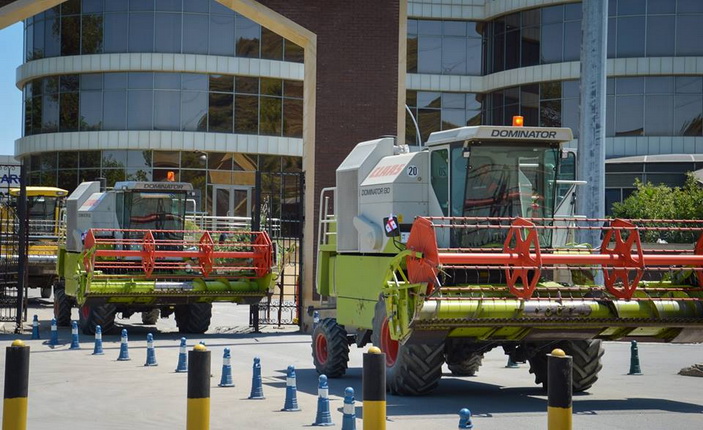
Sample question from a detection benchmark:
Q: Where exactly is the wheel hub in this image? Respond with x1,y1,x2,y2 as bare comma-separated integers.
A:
381,318,399,366
315,333,328,364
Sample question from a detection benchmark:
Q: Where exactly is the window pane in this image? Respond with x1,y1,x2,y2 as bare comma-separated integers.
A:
236,15,259,58
441,108,466,129
235,76,258,94
261,28,283,60
209,14,234,56
103,90,126,129
678,0,703,14
563,21,580,61
208,93,233,132
82,0,104,14
674,95,703,135
615,95,644,136
505,30,520,70
154,12,181,53
129,72,153,89
44,17,60,57
616,16,645,57
618,0,646,15
209,74,233,92
129,13,154,52
260,96,281,135
467,38,482,75
104,13,128,53
105,0,127,12
646,16,675,56
283,98,302,138
541,23,563,63
645,77,674,94
184,0,208,12
407,36,418,73
284,40,303,62
644,95,673,135
676,16,703,55
234,94,258,133
130,0,154,12
418,108,441,143
154,90,180,130
102,150,127,167
183,13,208,54
104,72,127,89
418,36,441,73
261,78,282,96
540,100,561,127
156,0,180,11
80,91,102,131
154,73,180,89
521,26,540,67
182,74,207,90
181,91,207,131
42,94,59,132
127,90,153,129
617,77,644,94
418,20,441,35
647,0,675,14
127,150,151,168
153,151,179,168
58,170,78,190
59,92,79,132
81,14,104,54
81,151,101,168
675,77,702,94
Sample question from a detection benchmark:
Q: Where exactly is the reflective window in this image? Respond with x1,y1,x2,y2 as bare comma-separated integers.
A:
24,1,302,62
235,95,258,133
409,19,483,76
181,91,208,131
79,91,102,131
103,90,126,129
154,90,180,130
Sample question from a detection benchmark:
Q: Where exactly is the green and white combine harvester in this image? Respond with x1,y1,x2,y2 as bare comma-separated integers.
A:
312,123,703,395
55,181,274,335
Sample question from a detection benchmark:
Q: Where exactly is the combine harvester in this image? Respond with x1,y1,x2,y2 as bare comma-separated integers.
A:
55,181,274,334
1,186,67,299
311,120,703,395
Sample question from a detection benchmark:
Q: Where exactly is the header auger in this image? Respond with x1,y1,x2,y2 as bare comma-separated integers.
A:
311,123,703,396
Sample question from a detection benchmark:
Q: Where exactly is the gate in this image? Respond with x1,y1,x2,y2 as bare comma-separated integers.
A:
251,170,304,328
0,164,27,333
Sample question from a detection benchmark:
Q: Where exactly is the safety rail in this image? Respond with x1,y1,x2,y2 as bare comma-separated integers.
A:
406,216,703,300
318,187,336,247
185,214,282,236
82,228,273,279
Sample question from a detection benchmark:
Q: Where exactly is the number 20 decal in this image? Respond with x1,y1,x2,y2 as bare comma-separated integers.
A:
406,165,418,177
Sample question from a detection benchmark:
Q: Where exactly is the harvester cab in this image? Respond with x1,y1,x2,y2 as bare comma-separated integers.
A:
7,186,68,299
55,180,275,335
313,123,703,396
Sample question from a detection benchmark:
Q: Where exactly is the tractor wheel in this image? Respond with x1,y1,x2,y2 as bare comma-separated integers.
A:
53,284,73,327
175,303,212,334
311,318,350,378
371,298,444,395
528,340,605,392
78,302,117,335
141,309,160,325
40,286,52,299
448,353,484,377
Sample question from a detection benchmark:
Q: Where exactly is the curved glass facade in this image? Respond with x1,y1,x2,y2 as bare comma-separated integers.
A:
27,149,301,213
484,76,703,138
22,72,303,137
405,90,483,144
409,0,703,76
23,0,304,62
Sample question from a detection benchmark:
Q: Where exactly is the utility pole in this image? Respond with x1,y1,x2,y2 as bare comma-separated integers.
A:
577,0,608,257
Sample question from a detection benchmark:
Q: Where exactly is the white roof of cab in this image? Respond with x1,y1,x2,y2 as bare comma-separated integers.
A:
425,125,574,147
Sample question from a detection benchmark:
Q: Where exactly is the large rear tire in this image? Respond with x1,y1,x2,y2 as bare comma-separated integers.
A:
78,302,117,335
311,318,350,377
175,303,212,334
141,309,160,325
53,284,73,327
371,299,444,395
528,340,605,392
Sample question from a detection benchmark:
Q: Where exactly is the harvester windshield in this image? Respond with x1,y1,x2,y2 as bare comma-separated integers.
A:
123,191,187,231
452,143,559,247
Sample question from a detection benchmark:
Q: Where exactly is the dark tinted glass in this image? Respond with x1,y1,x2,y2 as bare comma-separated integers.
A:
103,90,126,129
209,14,234,55
208,93,233,132
129,13,154,51
646,16,675,56
283,98,303,138
676,16,703,55
541,23,563,63
644,95,674,135
183,13,208,54
236,14,259,57
103,13,128,53
62,16,82,56
154,12,181,53
235,94,258,133
82,14,104,54
127,90,154,129
261,28,283,60
615,95,644,136
616,16,645,57
154,90,180,129
80,91,102,131
181,91,208,131
418,36,441,73
260,96,282,135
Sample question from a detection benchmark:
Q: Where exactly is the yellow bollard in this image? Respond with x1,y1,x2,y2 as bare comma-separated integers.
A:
3,340,30,430
363,346,386,430
187,343,211,430
547,348,572,430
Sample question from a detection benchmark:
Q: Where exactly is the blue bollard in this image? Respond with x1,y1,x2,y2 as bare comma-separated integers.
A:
313,310,320,329
31,315,40,340
69,321,80,349
341,387,356,430
458,408,473,429
49,318,59,347
144,333,157,366
218,347,234,387
175,337,188,372
281,365,301,411
92,325,104,355
313,374,333,426
117,329,130,361
248,357,265,399
628,340,642,375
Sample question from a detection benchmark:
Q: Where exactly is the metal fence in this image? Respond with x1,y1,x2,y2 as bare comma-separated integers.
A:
0,164,27,332
252,171,304,329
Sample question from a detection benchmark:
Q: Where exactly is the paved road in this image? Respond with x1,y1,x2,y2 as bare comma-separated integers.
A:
1,293,702,429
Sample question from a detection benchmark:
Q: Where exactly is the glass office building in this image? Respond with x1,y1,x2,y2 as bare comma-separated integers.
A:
18,0,304,215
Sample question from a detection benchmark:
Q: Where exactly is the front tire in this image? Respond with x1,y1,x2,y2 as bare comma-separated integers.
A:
40,286,52,299
371,298,444,395
448,353,484,377
175,303,212,334
312,318,350,377
78,302,117,335
53,284,73,327
528,340,605,392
